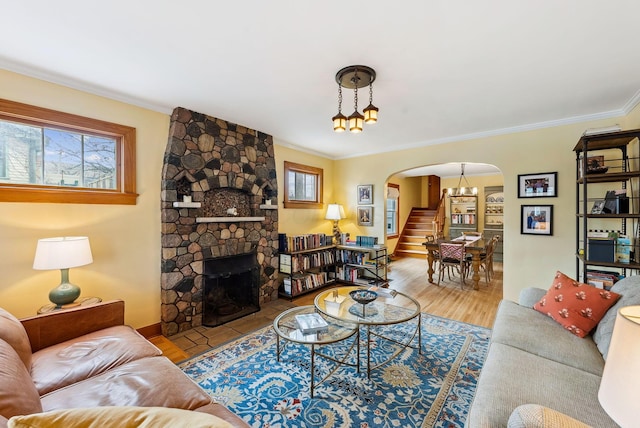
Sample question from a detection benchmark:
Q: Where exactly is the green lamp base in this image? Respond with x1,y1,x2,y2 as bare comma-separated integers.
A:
49,268,81,307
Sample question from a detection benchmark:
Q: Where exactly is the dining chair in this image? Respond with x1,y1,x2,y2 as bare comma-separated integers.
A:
437,241,467,289
425,235,440,271
486,235,500,280
466,234,498,285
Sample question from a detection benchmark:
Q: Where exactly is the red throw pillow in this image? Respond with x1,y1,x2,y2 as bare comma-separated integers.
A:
533,271,621,337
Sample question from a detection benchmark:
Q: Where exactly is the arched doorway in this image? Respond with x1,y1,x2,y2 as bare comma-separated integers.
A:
384,162,504,259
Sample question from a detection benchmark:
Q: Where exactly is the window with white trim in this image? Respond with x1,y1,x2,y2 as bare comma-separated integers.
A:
386,183,399,237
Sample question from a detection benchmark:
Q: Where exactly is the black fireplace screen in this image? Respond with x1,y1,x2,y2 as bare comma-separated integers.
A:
203,252,260,327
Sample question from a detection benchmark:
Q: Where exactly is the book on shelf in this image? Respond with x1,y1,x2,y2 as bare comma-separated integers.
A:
587,230,619,239
583,125,621,136
289,250,335,272
278,233,288,253
616,236,632,264
279,254,292,274
281,233,331,252
283,277,292,294
356,236,378,247
586,270,621,290
288,272,329,294
295,313,329,335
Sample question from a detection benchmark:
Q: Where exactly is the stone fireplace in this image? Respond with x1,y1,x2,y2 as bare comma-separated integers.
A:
160,107,279,337
203,252,260,327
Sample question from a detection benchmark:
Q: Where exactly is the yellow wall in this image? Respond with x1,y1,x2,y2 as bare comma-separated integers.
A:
0,69,168,325
0,70,335,326
334,119,637,303
385,176,423,253
273,143,336,236
2,67,640,325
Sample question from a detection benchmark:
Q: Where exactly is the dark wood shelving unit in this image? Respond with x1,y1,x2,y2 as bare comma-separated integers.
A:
574,128,640,283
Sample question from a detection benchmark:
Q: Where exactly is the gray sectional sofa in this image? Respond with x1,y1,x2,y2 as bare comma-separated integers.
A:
467,275,640,427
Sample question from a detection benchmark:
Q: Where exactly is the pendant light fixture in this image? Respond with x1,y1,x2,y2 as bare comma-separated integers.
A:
363,80,379,123
331,83,347,132
332,65,378,133
448,163,478,196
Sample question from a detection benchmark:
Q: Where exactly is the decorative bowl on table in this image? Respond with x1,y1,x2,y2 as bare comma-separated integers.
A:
348,289,378,318
349,289,377,305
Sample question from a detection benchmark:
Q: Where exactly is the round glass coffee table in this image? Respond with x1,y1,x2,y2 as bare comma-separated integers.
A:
273,305,358,398
314,286,421,377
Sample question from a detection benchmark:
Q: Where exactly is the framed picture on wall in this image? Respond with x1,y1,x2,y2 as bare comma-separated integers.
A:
521,205,553,236
357,206,373,226
517,172,557,198
357,184,373,205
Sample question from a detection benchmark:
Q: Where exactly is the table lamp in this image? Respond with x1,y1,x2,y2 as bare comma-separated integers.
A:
598,305,640,427
325,203,345,244
33,236,93,307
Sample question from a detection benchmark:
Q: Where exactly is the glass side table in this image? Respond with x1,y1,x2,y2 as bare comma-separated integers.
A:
315,286,422,377
273,305,358,398
37,296,102,314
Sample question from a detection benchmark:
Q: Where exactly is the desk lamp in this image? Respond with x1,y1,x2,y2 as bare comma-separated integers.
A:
33,236,93,307
598,305,640,426
325,204,345,244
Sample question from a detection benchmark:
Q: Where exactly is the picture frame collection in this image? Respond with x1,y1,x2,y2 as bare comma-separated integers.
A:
518,172,557,236
353,171,560,233
357,184,373,226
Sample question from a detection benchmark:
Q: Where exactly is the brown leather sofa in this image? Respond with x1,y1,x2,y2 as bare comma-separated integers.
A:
0,300,248,427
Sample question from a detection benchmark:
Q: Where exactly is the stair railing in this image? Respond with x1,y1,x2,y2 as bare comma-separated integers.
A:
432,189,447,239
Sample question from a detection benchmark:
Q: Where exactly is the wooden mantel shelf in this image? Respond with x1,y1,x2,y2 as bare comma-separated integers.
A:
196,217,266,223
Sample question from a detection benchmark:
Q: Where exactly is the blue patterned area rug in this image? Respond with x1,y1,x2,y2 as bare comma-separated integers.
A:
180,313,490,428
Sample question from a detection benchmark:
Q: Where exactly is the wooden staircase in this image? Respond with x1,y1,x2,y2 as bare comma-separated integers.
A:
393,207,438,258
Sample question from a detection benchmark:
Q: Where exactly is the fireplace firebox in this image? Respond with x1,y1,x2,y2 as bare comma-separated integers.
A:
203,252,261,327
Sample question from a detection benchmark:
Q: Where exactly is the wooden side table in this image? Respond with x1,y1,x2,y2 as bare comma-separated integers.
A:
37,297,102,314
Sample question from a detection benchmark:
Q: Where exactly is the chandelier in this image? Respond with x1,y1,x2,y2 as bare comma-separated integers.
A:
447,163,478,196
332,65,378,133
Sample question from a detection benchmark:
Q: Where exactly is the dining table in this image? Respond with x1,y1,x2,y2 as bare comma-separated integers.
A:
422,236,487,290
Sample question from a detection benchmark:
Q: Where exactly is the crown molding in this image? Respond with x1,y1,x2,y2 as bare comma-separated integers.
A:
622,89,640,115
336,106,633,160
0,58,173,115
4,57,639,162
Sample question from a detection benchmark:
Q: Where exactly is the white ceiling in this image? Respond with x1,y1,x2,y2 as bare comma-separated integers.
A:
398,162,501,178
1,1,640,163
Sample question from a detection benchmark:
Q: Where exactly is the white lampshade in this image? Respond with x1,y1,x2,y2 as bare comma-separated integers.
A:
325,204,345,221
33,237,93,270
598,305,640,426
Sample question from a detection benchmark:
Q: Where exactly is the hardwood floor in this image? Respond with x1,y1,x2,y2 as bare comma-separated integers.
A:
153,256,503,363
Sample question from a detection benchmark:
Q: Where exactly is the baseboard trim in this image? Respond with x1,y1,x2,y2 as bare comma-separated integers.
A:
137,322,161,338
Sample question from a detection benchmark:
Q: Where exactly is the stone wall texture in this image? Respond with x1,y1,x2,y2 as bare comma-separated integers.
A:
160,107,278,337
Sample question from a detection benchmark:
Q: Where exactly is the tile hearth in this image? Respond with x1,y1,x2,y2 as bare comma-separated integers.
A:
170,299,296,359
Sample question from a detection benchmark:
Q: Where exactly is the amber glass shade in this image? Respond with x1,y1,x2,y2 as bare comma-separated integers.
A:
332,113,347,132
348,111,364,133
363,103,378,123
